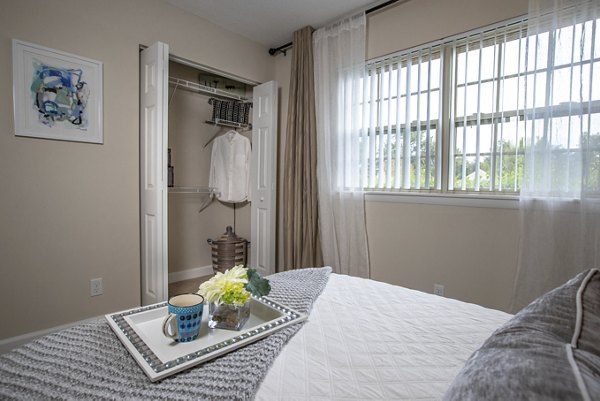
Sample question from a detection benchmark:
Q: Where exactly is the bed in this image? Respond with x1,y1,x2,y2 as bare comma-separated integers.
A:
1,267,598,400
256,272,510,400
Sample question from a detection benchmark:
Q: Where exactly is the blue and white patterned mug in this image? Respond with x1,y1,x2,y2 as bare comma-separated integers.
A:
162,293,204,343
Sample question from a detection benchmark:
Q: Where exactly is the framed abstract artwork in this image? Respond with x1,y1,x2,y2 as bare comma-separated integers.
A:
12,39,103,144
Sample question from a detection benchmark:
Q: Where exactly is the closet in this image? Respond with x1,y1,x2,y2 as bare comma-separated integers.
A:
140,42,277,306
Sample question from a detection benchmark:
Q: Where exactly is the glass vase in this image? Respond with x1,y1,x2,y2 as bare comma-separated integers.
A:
208,300,250,330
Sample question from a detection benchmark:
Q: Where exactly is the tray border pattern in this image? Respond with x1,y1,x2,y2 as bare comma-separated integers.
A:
108,296,303,375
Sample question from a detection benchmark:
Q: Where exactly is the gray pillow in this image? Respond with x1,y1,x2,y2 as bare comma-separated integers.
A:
443,269,600,401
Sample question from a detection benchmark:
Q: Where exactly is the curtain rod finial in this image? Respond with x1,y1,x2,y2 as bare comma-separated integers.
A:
268,47,288,56
268,41,293,56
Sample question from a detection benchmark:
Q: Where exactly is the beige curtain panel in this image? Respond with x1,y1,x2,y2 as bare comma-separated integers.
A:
283,26,324,270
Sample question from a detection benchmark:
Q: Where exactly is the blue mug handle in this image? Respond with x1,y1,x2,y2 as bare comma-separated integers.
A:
162,314,178,339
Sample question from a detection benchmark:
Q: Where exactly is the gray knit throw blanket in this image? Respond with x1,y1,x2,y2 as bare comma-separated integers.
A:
0,267,331,400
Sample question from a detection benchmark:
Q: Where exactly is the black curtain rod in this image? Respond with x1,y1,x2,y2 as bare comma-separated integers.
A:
268,42,292,56
366,0,401,14
268,0,401,56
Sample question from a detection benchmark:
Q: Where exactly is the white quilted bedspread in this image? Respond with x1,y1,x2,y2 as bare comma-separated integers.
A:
255,273,512,401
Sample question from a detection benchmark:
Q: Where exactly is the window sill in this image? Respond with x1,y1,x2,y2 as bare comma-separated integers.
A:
365,191,519,209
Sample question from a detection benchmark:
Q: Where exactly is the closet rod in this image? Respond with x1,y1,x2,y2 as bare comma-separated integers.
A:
203,124,252,149
168,186,218,194
267,0,405,56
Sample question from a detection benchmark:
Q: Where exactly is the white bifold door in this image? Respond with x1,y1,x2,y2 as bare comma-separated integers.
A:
250,81,277,278
140,42,169,306
140,42,277,306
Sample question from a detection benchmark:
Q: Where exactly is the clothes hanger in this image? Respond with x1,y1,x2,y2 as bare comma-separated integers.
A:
203,127,230,149
168,81,180,106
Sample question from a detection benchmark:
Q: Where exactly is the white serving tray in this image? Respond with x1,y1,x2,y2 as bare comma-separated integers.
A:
105,296,306,381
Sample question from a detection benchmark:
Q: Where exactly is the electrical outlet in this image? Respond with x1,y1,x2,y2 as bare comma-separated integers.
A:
433,283,445,297
90,278,103,297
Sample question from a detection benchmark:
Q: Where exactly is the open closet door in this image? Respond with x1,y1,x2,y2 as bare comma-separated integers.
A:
140,42,169,306
251,81,278,277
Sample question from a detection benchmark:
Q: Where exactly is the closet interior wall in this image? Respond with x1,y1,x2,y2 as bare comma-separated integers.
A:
167,61,252,279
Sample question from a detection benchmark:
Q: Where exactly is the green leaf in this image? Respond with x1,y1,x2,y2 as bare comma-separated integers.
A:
245,267,271,297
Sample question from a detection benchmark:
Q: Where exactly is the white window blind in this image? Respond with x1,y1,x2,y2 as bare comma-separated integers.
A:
362,48,442,191
362,16,600,195
450,22,529,193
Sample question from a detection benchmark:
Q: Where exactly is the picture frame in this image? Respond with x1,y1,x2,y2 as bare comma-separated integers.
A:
12,39,103,144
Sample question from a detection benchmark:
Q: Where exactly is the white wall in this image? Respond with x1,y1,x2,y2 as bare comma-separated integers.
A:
0,0,273,340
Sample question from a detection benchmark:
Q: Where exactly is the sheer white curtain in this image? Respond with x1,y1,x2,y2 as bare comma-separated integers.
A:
512,0,600,311
313,13,370,277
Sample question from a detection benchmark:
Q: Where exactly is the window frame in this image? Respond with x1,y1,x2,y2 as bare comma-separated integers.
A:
365,16,531,202
366,14,600,202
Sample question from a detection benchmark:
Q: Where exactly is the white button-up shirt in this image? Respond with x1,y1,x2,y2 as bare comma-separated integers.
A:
209,130,251,203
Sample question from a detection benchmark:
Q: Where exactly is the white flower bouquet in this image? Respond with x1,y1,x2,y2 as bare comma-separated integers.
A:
197,265,270,330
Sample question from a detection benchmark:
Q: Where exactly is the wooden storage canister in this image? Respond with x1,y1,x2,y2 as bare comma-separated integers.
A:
207,226,248,274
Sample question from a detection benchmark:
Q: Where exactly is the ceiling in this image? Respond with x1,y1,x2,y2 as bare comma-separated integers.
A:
165,0,388,49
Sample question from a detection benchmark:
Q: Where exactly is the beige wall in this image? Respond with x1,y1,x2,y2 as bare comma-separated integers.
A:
0,0,528,341
0,0,273,340
367,200,520,311
368,0,527,59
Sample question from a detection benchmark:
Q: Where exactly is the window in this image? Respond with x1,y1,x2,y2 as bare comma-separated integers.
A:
362,47,442,191
362,16,600,195
451,25,528,193
520,16,600,197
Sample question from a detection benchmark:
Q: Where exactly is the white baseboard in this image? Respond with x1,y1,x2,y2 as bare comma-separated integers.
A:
0,314,106,355
168,265,213,283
